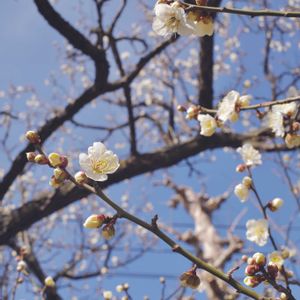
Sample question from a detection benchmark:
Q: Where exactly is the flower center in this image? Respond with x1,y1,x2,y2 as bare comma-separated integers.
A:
92,159,108,174
166,16,179,30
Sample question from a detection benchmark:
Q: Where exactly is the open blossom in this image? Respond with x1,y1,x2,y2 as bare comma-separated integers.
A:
237,144,262,167
217,90,239,123
266,102,297,136
152,3,194,37
217,90,252,123
197,114,217,136
273,102,297,117
246,219,269,247
79,142,119,181
267,111,284,137
269,251,284,269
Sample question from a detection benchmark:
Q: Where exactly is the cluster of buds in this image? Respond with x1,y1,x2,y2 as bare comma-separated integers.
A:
234,176,252,202
243,252,280,288
179,266,200,289
83,214,116,240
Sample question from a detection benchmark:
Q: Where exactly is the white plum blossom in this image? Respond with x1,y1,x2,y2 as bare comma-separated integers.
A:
197,114,217,136
234,183,249,202
152,3,194,37
217,90,252,123
246,219,269,247
273,102,297,116
269,251,284,269
267,111,284,137
237,144,262,167
217,90,239,123
266,102,297,136
79,142,119,181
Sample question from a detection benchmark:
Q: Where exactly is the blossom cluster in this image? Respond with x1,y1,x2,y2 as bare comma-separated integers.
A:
152,0,214,38
243,250,292,298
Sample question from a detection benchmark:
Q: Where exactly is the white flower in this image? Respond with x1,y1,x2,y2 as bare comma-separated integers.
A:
79,142,119,181
234,183,249,202
152,3,193,37
187,13,214,36
103,290,113,299
269,251,284,269
267,111,284,137
217,90,240,123
246,219,269,247
197,114,217,136
273,102,297,117
237,144,262,167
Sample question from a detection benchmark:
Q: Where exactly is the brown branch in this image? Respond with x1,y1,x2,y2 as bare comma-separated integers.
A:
183,2,300,18
0,130,286,245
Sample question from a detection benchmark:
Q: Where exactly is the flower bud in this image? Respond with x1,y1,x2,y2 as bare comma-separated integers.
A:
285,133,300,149
179,270,200,289
245,264,260,276
234,183,249,202
241,255,248,263
102,224,115,240
186,105,199,120
25,131,41,144
116,285,124,293
267,262,279,278
48,153,68,168
44,276,55,288
281,248,290,259
242,176,252,188
252,252,266,267
236,164,247,173
280,293,288,300
292,122,300,132
49,176,63,188
177,105,186,112
247,257,255,265
53,168,68,181
229,112,239,122
74,171,88,185
83,214,106,229
34,154,49,165
103,290,113,300
16,260,29,275
268,197,284,212
243,276,261,288
26,152,36,162
238,95,252,108
160,277,166,284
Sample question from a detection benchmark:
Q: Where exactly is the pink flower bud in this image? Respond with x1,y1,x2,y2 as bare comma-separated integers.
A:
26,152,36,162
